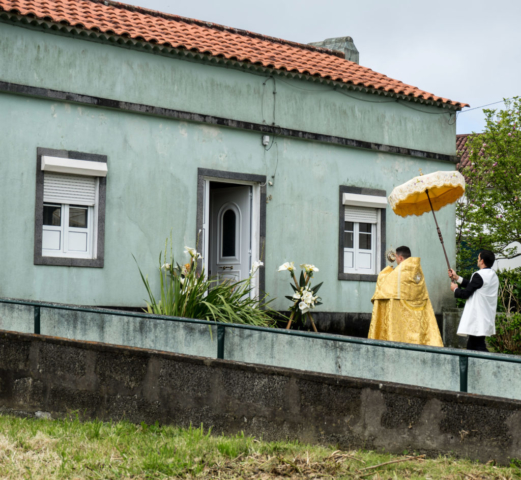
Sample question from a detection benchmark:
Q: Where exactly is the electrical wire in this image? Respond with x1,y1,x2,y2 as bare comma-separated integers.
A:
397,100,455,115
335,87,396,104
458,99,510,114
262,76,277,126
276,76,333,94
276,75,457,118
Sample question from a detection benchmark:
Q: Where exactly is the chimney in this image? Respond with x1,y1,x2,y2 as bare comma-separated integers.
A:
308,36,360,64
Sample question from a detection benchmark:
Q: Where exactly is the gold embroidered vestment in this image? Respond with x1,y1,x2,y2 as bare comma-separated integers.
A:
368,257,443,347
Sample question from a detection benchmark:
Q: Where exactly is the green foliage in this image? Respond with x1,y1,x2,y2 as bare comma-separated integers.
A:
456,97,521,262
496,268,521,313
135,237,278,328
486,268,521,354
487,313,521,355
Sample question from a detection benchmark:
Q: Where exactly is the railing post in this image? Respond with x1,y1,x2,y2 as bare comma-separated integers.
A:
217,325,225,359
34,305,41,335
459,355,468,392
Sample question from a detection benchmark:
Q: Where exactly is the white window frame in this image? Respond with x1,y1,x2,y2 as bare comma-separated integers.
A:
217,202,242,264
339,189,387,280
343,209,380,275
42,201,96,259
35,149,108,268
40,156,104,261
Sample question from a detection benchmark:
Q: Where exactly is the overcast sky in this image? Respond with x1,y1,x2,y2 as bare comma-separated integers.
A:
126,0,520,135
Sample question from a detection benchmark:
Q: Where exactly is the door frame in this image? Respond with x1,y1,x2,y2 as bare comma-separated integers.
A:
197,168,267,298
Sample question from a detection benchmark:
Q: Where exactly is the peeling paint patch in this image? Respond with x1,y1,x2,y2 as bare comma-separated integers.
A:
198,125,220,139
178,122,188,138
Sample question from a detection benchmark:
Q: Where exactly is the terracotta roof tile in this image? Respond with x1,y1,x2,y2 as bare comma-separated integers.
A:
0,0,468,108
456,134,471,170
457,133,483,179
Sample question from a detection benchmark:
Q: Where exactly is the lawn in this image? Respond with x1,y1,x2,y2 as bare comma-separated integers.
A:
0,414,518,479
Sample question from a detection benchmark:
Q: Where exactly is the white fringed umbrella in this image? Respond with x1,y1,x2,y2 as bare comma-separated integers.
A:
389,171,466,270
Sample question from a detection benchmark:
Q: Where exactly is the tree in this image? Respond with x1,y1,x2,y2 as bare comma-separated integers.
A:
456,97,521,273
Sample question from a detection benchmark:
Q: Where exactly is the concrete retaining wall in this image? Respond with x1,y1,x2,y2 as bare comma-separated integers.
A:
0,330,520,465
1,301,521,402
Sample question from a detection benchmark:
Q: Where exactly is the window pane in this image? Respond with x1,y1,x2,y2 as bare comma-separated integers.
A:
359,233,372,250
43,205,61,226
42,230,61,250
222,209,236,257
344,232,354,248
68,231,88,252
359,223,372,233
69,207,88,228
344,221,354,232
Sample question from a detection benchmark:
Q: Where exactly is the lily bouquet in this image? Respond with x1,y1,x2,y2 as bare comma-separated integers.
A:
278,262,323,332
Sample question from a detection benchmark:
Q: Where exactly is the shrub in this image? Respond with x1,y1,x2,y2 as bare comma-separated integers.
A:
487,268,521,354
487,313,521,355
496,268,521,313
135,238,278,328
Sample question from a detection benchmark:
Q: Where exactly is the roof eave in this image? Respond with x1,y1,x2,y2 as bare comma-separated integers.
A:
0,10,467,111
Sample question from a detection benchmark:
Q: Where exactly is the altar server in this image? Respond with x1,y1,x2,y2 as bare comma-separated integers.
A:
449,250,499,352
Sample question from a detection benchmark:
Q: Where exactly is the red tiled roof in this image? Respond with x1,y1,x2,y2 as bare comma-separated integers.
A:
457,133,485,177
0,0,468,108
456,134,471,169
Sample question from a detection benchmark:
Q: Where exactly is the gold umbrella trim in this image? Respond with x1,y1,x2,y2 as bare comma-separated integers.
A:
389,171,465,218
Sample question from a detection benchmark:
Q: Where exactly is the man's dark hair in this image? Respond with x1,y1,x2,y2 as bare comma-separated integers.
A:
396,246,411,259
479,250,495,268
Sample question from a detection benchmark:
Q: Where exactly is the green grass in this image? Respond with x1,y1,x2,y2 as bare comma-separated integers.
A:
0,414,519,479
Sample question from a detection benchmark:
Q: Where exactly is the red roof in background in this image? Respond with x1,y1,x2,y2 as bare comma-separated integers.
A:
457,133,484,176
456,134,471,170
0,0,468,108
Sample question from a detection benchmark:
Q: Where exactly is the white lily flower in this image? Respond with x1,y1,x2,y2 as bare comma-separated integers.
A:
179,277,185,285
184,246,202,259
299,301,310,313
161,263,171,270
302,291,314,304
278,262,295,272
292,292,301,300
250,260,264,274
300,264,319,273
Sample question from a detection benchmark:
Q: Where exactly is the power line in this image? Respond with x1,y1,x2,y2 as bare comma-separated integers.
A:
459,99,510,114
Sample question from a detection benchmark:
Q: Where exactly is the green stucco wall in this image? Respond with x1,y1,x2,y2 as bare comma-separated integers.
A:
0,21,457,313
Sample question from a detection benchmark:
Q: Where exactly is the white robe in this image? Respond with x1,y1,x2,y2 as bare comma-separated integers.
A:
457,268,499,337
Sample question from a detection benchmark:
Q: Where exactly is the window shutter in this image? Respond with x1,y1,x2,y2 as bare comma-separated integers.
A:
345,206,377,224
44,173,97,206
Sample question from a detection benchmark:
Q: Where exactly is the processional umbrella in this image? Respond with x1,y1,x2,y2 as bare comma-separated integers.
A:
388,171,466,271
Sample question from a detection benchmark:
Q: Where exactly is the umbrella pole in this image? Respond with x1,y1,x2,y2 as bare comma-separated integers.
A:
425,189,451,271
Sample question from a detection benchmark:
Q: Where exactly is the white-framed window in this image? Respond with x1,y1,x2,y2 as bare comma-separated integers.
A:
35,150,108,267
42,173,99,259
343,206,379,274
339,188,387,280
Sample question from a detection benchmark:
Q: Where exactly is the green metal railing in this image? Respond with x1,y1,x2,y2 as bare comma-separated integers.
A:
1,297,520,394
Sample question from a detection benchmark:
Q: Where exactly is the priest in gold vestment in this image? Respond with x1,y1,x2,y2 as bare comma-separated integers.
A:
368,246,443,347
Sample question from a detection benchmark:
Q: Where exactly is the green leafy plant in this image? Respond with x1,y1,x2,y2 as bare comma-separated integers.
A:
487,313,521,355
487,268,521,354
496,268,521,313
135,238,278,328
278,262,323,331
456,97,521,263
